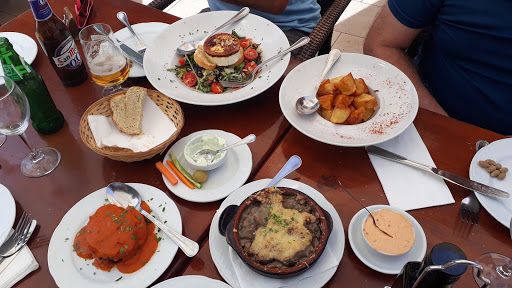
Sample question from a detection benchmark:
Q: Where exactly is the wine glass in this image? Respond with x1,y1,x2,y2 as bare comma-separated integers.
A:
79,23,131,96
0,76,61,177
0,135,5,147
474,253,512,287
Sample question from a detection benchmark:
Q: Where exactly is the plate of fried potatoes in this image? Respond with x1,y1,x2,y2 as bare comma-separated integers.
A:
279,53,419,147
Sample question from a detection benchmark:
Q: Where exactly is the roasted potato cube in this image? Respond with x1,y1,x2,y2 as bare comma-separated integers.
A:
347,107,365,125
354,78,370,96
320,109,334,121
349,105,356,113
334,73,357,95
352,93,378,109
330,75,344,86
317,79,336,96
363,108,374,121
318,94,334,110
333,94,354,107
330,105,351,124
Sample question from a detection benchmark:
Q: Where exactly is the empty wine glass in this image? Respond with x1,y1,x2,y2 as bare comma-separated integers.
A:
474,253,512,287
0,76,61,177
79,23,131,96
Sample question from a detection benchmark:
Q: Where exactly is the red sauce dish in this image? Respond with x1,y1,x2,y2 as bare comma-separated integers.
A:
219,187,333,278
73,202,159,273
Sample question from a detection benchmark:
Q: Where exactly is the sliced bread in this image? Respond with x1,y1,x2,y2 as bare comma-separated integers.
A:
110,87,146,135
194,45,217,70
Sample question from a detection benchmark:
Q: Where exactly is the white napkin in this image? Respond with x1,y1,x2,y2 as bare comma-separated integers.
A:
88,96,176,152
230,246,338,288
368,124,455,211
0,233,39,288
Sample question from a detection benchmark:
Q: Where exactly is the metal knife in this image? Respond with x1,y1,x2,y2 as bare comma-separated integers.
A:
0,220,37,274
366,145,510,198
117,40,144,65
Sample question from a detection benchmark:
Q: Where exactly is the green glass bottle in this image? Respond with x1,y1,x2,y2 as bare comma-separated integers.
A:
0,37,64,134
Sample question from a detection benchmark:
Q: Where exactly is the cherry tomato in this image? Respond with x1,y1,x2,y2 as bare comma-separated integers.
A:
183,72,197,87
243,61,258,74
211,82,224,94
244,48,258,61
178,58,186,65
240,39,252,49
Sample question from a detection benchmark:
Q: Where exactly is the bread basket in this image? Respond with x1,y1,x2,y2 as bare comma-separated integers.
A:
79,89,184,162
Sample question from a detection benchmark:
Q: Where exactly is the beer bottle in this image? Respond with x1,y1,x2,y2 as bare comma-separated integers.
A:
0,37,65,134
28,0,88,87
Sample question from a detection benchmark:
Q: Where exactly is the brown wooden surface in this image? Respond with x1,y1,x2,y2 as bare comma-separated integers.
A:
0,0,292,287
181,108,511,287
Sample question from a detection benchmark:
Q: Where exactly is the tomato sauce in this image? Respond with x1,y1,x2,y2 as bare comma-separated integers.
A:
73,202,158,273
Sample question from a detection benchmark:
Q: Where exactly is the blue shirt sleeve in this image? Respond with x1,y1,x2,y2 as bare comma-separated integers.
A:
388,0,444,29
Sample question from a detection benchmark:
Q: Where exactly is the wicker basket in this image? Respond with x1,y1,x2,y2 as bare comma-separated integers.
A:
79,89,185,162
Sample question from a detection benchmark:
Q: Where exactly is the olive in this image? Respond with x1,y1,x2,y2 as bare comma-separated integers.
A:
193,170,208,183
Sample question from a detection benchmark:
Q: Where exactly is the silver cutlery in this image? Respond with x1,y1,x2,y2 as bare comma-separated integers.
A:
176,7,250,55
117,11,147,55
265,155,302,188
366,145,510,198
0,219,36,273
219,36,310,88
460,140,488,223
296,49,342,114
93,24,144,65
194,134,256,163
0,212,31,257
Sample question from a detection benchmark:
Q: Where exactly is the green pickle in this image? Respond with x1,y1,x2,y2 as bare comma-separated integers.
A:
0,37,64,134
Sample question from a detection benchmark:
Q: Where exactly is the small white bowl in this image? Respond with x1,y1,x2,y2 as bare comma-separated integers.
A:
183,134,228,171
361,208,415,257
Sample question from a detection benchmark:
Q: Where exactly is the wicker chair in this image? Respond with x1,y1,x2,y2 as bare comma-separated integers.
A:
147,0,352,61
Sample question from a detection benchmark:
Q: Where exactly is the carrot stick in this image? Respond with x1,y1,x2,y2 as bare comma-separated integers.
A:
155,162,178,185
166,160,195,189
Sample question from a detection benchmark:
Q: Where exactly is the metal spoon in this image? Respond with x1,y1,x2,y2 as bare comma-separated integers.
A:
194,134,256,163
176,7,250,55
338,180,394,238
295,49,342,114
106,183,199,257
116,11,147,55
265,155,302,188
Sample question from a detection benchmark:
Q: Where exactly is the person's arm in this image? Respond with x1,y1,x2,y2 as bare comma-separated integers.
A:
363,5,447,116
219,0,289,15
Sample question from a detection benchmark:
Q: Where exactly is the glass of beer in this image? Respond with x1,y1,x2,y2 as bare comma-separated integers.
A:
79,23,131,96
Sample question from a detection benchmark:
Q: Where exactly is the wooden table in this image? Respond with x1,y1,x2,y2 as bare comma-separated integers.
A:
1,1,510,287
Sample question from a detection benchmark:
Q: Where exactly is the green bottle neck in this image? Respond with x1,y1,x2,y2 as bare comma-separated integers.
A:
0,42,33,81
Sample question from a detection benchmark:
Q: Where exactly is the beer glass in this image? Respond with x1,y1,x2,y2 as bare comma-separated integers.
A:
0,76,61,177
79,23,130,96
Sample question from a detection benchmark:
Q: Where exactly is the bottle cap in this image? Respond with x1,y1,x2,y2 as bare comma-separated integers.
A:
422,242,467,285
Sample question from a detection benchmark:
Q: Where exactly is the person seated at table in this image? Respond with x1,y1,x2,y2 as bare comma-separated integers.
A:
363,0,512,135
207,0,321,57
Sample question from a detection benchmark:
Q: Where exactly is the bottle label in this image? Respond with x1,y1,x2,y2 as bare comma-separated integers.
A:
52,36,83,68
28,0,53,21
2,64,22,81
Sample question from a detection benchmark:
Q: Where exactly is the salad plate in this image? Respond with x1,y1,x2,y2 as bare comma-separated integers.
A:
114,22,171,78
48,183,181,288
0,183,15,245
279,53,419,147
144,11,290,106
210,179,344,288
161,130,252,203
469,138,512,227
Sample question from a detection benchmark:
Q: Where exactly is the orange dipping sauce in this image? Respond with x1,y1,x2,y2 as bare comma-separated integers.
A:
73,202,159,273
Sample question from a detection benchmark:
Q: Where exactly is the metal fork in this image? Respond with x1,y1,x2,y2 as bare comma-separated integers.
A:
117,11,147,55
0,212,31,257
219,36,310,88
460,140,488,224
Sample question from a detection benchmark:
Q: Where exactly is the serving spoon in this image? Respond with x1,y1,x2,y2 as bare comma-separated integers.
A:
295,49,341,114
176,7,250,55
106,182,199,257
194,134,256,163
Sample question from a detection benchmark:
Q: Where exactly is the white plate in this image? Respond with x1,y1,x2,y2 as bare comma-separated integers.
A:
348,205,427,275
209,179,345,288
48,183,182,288
279,53,419,147
162,130,252,203
470,138,512,227
0,32,38,77
114,22,171,78
0,184,15,245
144,11,290,106
151,275,231,288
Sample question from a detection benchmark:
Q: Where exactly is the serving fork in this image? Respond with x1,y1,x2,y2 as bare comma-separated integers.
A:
219,36,310,88
0,212,32,258
117,11,147,55
460,140,488,224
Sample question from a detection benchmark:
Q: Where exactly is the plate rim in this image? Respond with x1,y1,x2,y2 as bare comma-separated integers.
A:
0,183,16,245
151,275,232,288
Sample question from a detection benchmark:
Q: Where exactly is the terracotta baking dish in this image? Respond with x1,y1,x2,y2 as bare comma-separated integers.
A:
219,187,333,278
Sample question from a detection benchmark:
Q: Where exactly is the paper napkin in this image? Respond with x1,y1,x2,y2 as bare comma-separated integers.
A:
230,246,338,288
88,96,176,152
0,237,39,288
368,124,455,211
